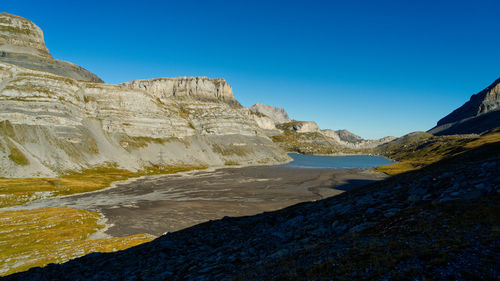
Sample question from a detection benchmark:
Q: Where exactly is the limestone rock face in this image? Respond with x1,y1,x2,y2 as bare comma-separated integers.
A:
252,114,277,131
122,77,239,106
0,13,103,82
292,121,320,133
335,129,363,143
249,103,291,124
0,13,49,58
429,78,500,135
0,62,289,178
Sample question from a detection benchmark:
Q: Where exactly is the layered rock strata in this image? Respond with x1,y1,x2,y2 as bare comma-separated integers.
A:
0,62,289,177
0,13,103,82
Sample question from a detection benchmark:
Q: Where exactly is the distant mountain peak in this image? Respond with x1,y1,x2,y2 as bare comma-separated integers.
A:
437,77,500,126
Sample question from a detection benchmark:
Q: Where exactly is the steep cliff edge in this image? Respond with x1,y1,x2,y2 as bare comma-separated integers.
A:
122,77,240,106
0,13,103,82
429,77,500,135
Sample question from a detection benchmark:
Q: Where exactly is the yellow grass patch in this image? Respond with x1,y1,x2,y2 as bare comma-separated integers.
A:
375,130,500,175
0,207,154,276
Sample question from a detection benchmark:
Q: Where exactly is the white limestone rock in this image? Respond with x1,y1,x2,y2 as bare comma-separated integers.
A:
122,77,238,105
0,13,103,82
249,103,291,124
0,12,49,58
292,121,320,133
0,62,289,178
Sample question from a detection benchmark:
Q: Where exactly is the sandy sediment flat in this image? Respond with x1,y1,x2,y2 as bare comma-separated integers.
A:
4,166,388,237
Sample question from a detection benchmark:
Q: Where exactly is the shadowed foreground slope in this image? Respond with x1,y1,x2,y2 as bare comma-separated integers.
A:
4,142,500,280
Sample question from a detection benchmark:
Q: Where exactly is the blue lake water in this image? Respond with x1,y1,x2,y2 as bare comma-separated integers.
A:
282,153,394,169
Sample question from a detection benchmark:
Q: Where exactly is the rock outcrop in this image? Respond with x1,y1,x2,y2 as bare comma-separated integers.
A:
272,121,394,154
286,121,320,133
429,77,500,135
0,13,48,58
122,77,239,106
249,103,291,124
0,13,103,82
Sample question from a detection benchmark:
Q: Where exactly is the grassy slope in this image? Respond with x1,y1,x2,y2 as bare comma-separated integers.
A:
374,129,500,175
0,207,154,276
271,122,358,155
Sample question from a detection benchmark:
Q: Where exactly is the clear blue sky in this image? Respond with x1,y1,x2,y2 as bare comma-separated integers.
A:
4,0,500,138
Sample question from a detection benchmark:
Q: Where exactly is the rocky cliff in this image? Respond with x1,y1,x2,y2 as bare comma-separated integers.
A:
429,77,500,135
0,13,103,82
249,103,291,124
122,77,239,106
0,61,289,177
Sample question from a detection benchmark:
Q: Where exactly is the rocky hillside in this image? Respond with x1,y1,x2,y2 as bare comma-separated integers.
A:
0,14,290,178
0,62,289,178
6,130,499,280
429,77,500,135
322,129,395,150
270,121,394,154
0,13,102,82
247,103,395,153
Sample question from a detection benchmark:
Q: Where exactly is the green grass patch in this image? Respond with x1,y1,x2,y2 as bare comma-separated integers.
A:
0,207,154,276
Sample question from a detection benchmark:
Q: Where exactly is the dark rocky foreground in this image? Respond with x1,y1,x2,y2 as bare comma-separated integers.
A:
4,143,499,281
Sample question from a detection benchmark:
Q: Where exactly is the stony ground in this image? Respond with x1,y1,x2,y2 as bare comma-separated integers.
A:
4,141,499,280
5,166,385,237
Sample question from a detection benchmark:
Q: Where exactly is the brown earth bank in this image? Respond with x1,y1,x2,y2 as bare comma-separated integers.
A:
4,141,499,280
3,166,387,237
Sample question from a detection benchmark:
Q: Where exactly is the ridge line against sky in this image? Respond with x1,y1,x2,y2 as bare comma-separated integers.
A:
3,0,500,139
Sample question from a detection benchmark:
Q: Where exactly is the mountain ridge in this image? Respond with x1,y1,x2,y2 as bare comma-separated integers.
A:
429,77,500,135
